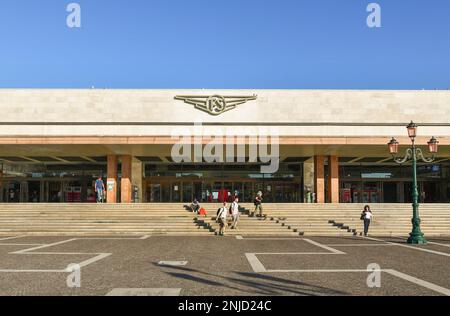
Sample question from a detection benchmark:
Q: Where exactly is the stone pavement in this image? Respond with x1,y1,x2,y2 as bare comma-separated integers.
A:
0,235,449,296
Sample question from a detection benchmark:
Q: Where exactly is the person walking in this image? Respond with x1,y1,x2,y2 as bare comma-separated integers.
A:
361,205,373,236
217,202,228,236
94,177,105,203
230,197,240,229
251,191,263,218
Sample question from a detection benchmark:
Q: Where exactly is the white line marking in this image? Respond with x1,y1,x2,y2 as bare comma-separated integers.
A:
20,252,101,255
0,236,26,241
245,253,267,273
0,243,44,246
244,254,450,296
11,239,77,254
0,269,65,273
266,269,371,273
158,261,188,267
304,239,346,254
253,252,341,255
323,244,396,247
106,288,182,296
76,253,112,269
0,235,149,274
361,236,450,257
384,269,450,296
82,235,151,240
236,237,301,240
428,242,450,248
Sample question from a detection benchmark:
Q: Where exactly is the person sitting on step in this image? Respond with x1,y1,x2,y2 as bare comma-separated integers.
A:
190,198,200,213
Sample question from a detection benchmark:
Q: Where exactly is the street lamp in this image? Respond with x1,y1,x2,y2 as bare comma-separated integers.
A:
387,121,439,244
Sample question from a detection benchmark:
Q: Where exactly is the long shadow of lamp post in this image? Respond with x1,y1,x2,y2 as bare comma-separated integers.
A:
387,121,439,244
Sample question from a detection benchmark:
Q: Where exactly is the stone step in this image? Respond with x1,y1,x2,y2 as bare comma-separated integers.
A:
0,232,214,236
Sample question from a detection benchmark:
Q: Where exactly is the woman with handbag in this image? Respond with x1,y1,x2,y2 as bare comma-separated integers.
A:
361,205,373,236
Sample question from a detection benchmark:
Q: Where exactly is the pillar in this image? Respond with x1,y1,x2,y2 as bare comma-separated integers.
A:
121,155,132,203
327,155,340,203
107,155,118,203
303,158,315,203
314,155,325,203
132,158,143,203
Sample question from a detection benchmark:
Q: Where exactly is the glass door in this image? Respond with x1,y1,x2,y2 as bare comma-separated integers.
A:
193,182,202,201
243,182,253,202
264,182,274,202
383,182,397,203
223,182,233,202
148,183,161,202
161,182,170,202
171,182,181,202
28,181,41,203
233,182,243,201
202,182,212,202
182,182,193,202
213,182,222,202
8,182,21,203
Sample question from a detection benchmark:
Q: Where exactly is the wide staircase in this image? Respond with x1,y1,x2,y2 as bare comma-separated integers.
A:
197,204,299,236
0,203,448,237
259,203,450,237
0,203,212,236
260,204,355,236
325,204,450,237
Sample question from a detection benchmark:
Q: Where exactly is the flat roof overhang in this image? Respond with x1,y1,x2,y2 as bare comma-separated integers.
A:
0,140,449,160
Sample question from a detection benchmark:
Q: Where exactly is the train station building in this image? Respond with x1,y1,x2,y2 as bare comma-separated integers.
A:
0,89,449,204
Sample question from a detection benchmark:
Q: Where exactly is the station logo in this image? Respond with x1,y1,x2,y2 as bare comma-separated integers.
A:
175,95,257,116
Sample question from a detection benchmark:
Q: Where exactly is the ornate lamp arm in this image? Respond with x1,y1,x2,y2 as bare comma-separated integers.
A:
416,148,435,163
393,148,413,164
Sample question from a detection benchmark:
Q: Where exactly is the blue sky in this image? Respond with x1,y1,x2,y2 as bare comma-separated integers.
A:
0,0,449,89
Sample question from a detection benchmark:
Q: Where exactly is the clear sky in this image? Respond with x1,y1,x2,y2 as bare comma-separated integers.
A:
0,0,449,89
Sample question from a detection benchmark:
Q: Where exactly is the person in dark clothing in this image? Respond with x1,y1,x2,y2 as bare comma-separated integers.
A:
361,205,373,236
251,191,263,217
191,199,200,213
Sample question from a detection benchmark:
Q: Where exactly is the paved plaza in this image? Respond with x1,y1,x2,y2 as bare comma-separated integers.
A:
0,235,449,296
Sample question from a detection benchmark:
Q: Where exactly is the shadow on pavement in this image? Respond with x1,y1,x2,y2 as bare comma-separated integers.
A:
153,263,348,296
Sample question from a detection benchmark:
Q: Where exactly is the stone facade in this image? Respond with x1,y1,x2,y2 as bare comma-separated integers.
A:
0,89,449,138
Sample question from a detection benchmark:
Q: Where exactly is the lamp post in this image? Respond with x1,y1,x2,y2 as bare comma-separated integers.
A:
387,121,439,244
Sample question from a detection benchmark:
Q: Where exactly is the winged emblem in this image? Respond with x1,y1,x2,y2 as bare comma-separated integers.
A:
175,95,257,116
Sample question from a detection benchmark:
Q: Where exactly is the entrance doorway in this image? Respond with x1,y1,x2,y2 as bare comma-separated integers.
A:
28,181,41,202
145,179,302,203
383,182,397,203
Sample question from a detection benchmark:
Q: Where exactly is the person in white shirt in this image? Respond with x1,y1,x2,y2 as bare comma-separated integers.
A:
217,202,228,236
361,205,373,236
231,197,240,229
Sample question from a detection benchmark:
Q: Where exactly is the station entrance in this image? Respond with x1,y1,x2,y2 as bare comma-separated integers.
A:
1,178,100,203
144,163,304,203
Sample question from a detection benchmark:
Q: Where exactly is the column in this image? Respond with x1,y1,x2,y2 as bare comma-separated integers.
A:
327,155,340,203
132,158,143,203
303,158,315,203
107,155,118,203
121,155,132,203
314,155,325,203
